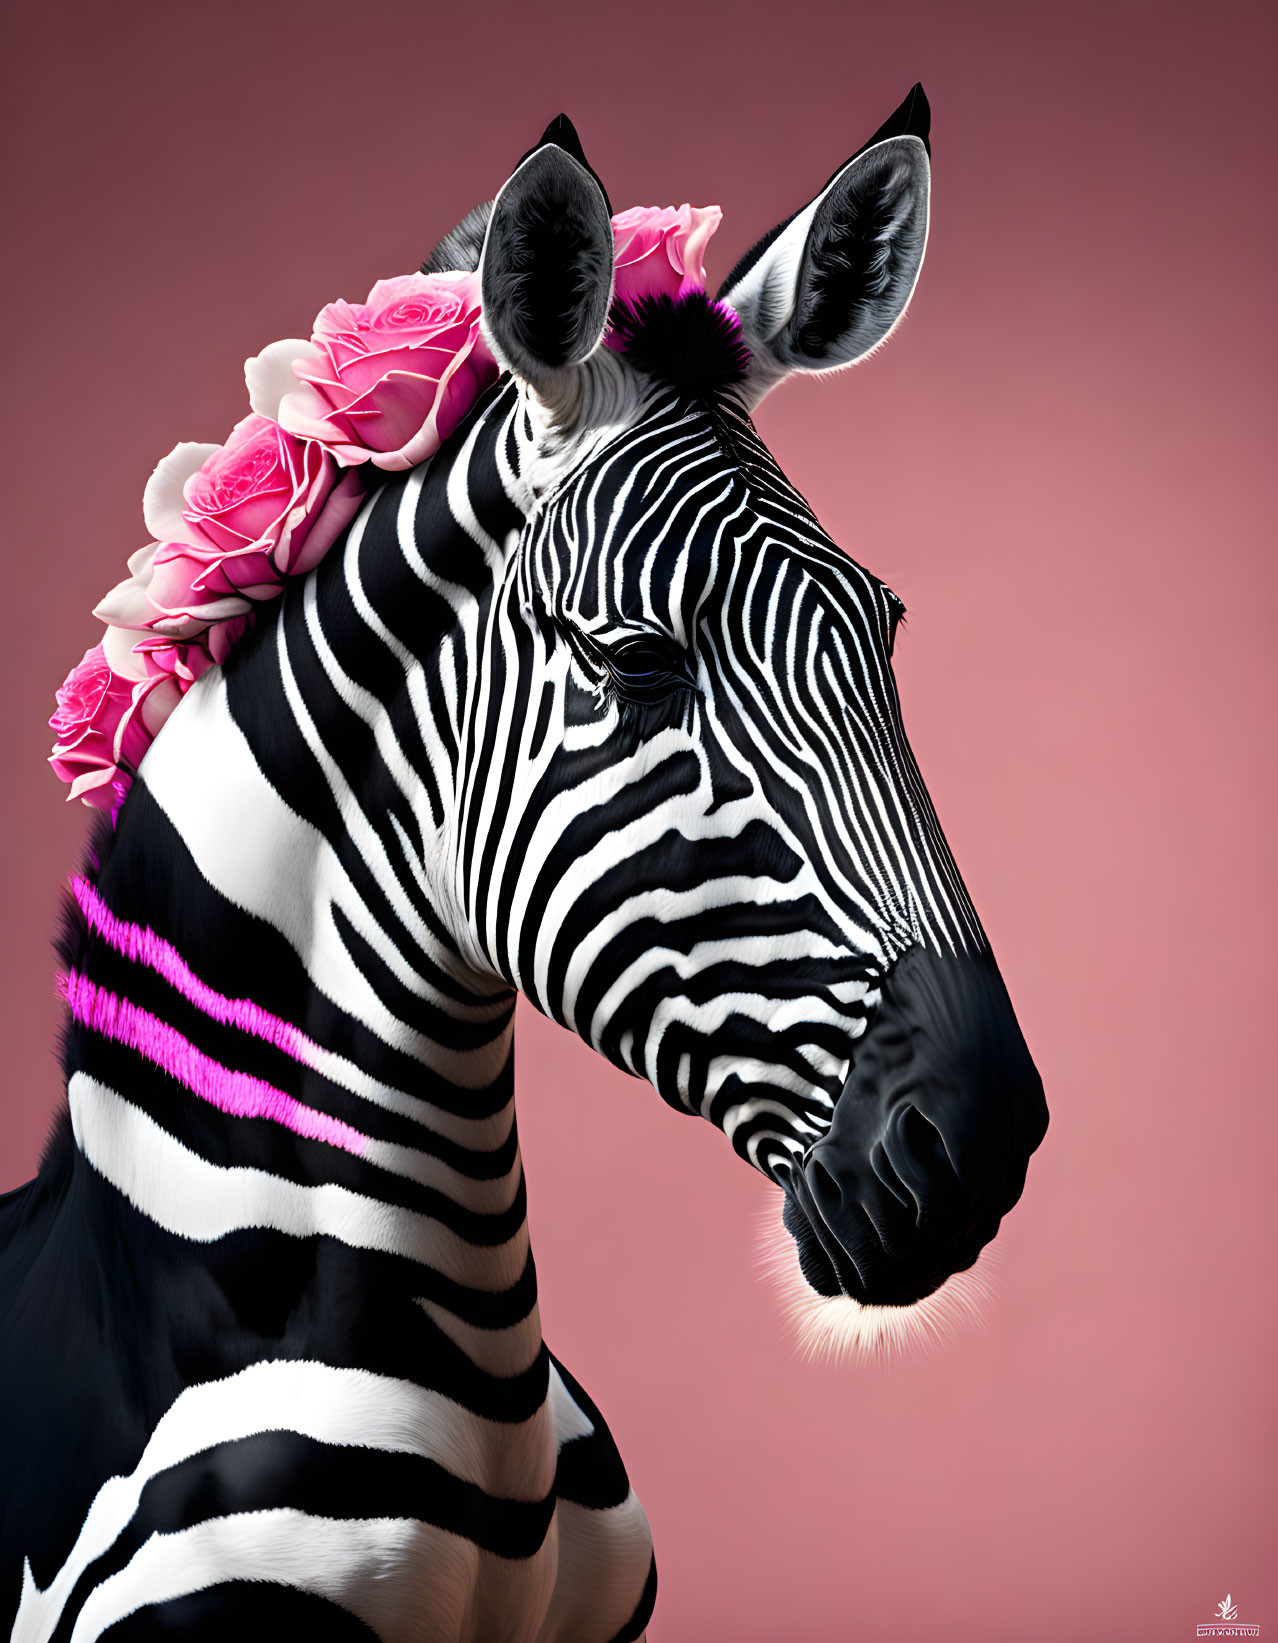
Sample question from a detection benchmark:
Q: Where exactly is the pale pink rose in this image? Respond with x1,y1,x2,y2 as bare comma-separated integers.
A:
246,271,499,472
204,613,251,666
173,414,363,573
130,613,249,687
94,418,364,637
100,623,192,755
93,541,212,640
608,205,723,324
48,639,180,808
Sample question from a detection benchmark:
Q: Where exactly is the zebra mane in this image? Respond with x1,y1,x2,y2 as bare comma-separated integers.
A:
607,292,752,400
421,202,492,275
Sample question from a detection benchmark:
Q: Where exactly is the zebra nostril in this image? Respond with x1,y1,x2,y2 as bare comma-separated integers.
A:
808,1156,843,1215
882,1104,965,1226
869,1140,915,1213
897,1104,952,1175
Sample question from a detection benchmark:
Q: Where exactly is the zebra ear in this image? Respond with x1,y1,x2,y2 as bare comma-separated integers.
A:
719,84,931,404
479,116,615,397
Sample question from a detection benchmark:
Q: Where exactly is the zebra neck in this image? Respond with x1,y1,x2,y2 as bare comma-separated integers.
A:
60,708,532,1318
61,781,531,1296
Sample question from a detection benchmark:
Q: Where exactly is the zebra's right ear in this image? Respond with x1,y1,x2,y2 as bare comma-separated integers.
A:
479,116,615,398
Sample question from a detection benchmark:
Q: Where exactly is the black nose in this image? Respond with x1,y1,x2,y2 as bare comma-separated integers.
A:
790,945,1048,1305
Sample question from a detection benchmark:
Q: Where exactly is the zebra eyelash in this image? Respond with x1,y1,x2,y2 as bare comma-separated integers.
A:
593,634,699,706
885,591,907,656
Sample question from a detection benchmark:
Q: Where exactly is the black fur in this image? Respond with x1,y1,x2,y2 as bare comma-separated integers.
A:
609,292,752,398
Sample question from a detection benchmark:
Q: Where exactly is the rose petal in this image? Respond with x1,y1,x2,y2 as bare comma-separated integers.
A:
94,562,160,630
101,625,155,681
677,204,723,294
136,675,183,740
275,380,357,451
143,442,219,543
206,614,250,665
66,766,118,805
289,468,366,572
144,612,216,640
126,541,159,579
245,338,316,421
149,593,253,625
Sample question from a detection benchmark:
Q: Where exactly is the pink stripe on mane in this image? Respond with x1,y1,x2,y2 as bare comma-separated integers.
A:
60,969,369,1156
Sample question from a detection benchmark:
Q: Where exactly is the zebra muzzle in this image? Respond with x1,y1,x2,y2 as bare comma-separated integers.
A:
784,944,1048,1307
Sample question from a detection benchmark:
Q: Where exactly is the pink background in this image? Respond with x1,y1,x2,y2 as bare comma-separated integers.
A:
2,3,1274,1639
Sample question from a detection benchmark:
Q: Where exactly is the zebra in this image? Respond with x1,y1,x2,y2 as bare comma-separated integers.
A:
0,87,1047,1641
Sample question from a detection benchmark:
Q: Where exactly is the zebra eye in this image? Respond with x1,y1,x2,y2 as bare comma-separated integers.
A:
599,635,695,704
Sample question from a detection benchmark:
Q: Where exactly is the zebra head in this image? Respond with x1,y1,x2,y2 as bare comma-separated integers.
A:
433,91,1047,1334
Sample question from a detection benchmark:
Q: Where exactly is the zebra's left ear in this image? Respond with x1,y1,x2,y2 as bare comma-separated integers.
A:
479,115,615,401
718,84,931,406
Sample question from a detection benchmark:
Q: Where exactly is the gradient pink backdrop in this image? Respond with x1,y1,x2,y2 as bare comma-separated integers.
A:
2,3,1274,1639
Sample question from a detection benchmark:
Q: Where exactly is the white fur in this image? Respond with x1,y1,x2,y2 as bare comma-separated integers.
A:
11,1357,560,1643
755,1183,1000,1365
68,1075,530,1289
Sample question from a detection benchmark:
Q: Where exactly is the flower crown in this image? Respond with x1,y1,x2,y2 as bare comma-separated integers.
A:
49,204,725,811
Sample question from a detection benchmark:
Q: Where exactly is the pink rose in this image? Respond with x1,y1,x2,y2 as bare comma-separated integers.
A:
245,271,499,472
48,636,181,808
609,205,723,319
132,614,249,685
177,414,363,573
94,416,364,637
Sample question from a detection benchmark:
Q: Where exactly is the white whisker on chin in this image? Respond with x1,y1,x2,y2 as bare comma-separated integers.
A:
754,1184,1002,1366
